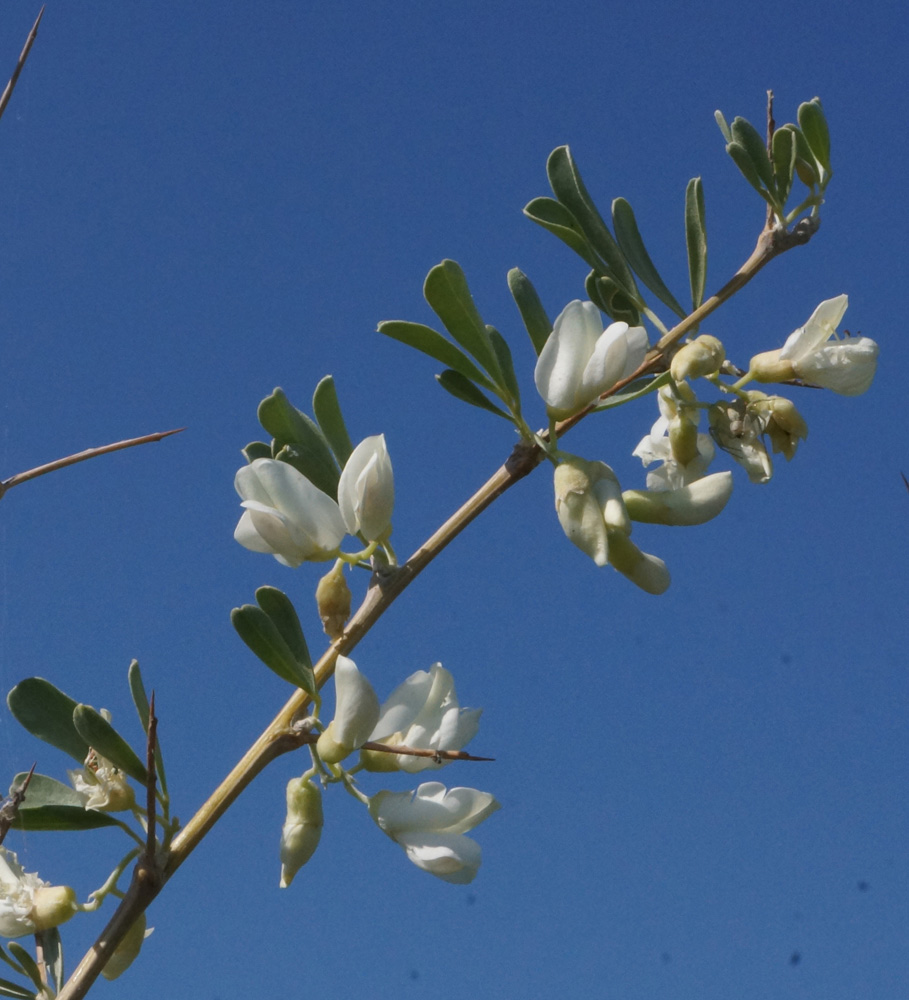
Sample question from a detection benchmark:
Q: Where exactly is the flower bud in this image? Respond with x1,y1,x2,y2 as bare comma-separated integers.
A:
30,885,78,932
338,435,395,541
623,471,734,526
279,777,324,888
315,562,352,639
668,413,700,467
670,335,725,382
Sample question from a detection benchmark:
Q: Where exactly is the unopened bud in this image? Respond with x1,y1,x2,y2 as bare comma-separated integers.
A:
316,562,351,639
30,885,78,932
668,414,700,467
279,777,324,887
670,335,725,382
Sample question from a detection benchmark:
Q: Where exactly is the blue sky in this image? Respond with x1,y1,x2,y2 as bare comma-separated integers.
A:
0,2,906,998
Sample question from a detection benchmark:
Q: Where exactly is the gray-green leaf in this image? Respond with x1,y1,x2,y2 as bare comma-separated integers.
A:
378,321,497,392
257,389,340,499
72,705,147,786
312,376,353,468
684,177,707,311
506,268,551,356
435,371,509,418
612,198,685,318
7,678,90,763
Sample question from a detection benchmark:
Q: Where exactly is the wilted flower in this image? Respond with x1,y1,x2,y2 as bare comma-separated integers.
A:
361,664,482,773
368,781,500,884
69,744,135,813
0,848,77,939
748,392,809,461
316,656,381,764
234,458,346,567
337,435,395,541
534,300,648,418
279,777,324,888
708,399,773,483
749,295,878,395
623,472,734,526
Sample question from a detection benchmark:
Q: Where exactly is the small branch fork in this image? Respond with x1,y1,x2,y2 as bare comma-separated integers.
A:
0,763,35,847
0,429,185,500
55,204,818,1000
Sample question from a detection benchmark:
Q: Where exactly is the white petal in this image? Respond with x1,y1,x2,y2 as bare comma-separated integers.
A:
779,294,849,360
623,471,733,526
534,300,603,412
793,336,878,396
331,656,381,749
395,832,483,883
338,435,395,539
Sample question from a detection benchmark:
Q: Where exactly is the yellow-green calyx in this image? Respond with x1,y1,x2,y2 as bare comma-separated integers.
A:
747,348,797,385
670,335,725,382
316,562,352,639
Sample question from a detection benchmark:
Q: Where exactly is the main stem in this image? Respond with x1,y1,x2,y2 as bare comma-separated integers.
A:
56,220,809,1000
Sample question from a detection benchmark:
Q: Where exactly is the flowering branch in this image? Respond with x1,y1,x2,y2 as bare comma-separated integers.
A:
53,219,815,999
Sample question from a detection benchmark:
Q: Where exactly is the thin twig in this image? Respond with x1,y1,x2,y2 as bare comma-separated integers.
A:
0,763,36,846
0,7,44,123
0,428,185,499
142,694,158,866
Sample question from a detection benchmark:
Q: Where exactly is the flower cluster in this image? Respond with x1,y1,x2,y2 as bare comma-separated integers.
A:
280,657,497,887
234,435,394,567
536,295,877,591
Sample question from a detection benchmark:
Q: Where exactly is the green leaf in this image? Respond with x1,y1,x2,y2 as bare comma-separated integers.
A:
523,197,601,270
0,947,25,978
423,261,501,381
0,976,34,1000
72,705,147,786
39,928,63,994
257,389,340,499
725,141,768,197
545,147,637,294
486,327,520,411
797,98,831,175
770,127,796,207
714,110,732,143
612,198,686,318
254,587,313,673
241,441,272,463
729,116,775,192
231,604,315,695
312,376,353,468
128,660,167,800
7,678,90,763
585,273,640,326
506,268,551,356
4,950,39,994
10,773,118,832
592,370,671,410
684,177,707,311
435,371,509,418
378,321,497,392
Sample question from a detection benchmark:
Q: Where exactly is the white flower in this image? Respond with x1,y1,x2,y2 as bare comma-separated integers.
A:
553,456,630,568
368,782,500,884
337,435,395,541
633,414,715,490
751,295,878,396
315,655,381,764
362,664,482,773
534,300,648,417
553,457,670,594
623,471,734,526
0,848,77,939
279,777,324,888
234,458,346,567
